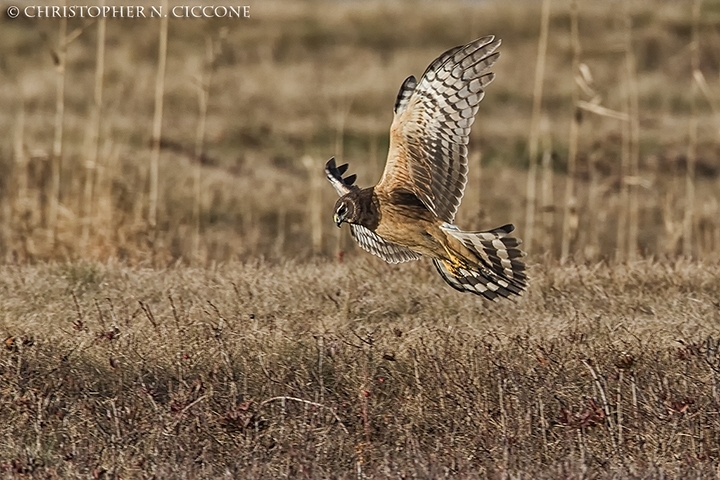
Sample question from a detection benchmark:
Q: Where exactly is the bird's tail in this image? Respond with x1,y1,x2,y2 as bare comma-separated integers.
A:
433,223,527,301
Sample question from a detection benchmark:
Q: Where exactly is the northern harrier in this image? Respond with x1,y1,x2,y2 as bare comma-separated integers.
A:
325,36,527,300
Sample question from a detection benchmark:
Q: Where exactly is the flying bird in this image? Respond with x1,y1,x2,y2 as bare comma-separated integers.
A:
325,36,527,300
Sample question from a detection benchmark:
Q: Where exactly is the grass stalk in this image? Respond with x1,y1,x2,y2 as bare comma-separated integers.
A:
5,103,27,260
538,393,548,459
81,7,106,250
625,6,641,261
96,139,118,255
524,0,551,255
585,150,600,261
48,5,68,246
560,0,580,265
582,359,617,450
149,0,169,230
690,69,720,255
497,372,509,473
617,67,631,262
617,370,623,448
539,132,554,259
683,0,702,258
260,396,348,435
192,37,213,263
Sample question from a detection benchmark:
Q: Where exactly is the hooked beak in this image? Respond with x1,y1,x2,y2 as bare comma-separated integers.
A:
333,213,343,227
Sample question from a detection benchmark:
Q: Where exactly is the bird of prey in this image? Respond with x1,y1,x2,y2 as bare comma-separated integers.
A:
325,36,527,300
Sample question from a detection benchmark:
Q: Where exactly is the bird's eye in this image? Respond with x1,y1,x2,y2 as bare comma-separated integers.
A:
338,205,348,216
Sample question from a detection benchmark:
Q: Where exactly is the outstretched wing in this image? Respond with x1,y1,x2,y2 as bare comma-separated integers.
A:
350,225,422,264
324,158,421,264
376,36,500,224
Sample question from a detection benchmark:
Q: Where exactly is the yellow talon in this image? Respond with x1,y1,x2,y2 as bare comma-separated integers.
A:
441,248,467,276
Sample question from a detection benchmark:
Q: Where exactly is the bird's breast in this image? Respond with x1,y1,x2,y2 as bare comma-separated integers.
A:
373,199,443,256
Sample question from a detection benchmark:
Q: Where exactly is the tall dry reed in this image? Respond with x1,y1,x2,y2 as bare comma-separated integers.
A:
523,0,551,255
48,5,68,246
683,0,702,258
560,0,580,264
81,7,106,249
149,0,169,230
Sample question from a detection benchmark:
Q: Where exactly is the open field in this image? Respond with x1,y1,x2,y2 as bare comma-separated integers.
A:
1,260,720,477
2,0,720,477
0,0,719,262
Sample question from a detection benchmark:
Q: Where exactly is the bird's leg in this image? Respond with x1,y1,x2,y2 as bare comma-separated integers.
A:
441,244,467,275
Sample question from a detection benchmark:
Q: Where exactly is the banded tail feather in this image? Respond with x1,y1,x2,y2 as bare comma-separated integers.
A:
435,223,527,300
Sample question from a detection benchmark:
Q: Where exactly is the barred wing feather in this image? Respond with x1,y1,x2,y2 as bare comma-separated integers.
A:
351,225,422,264
377,36,500,224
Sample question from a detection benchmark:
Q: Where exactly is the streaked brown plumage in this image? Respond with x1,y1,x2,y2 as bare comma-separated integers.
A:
325,36,527,300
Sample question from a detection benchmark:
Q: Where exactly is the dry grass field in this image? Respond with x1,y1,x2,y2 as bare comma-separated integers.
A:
1,260,720,477
2,0,720,477
0,0,719,263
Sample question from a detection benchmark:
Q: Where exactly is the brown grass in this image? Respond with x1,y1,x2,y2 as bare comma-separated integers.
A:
2,2,720,476
1,0,719,263
0,259,719,477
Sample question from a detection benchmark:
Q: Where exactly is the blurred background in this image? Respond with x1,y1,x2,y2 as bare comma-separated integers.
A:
0,0,719,265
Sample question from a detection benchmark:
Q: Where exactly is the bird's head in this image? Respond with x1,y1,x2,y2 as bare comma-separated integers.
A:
333,196,358,227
